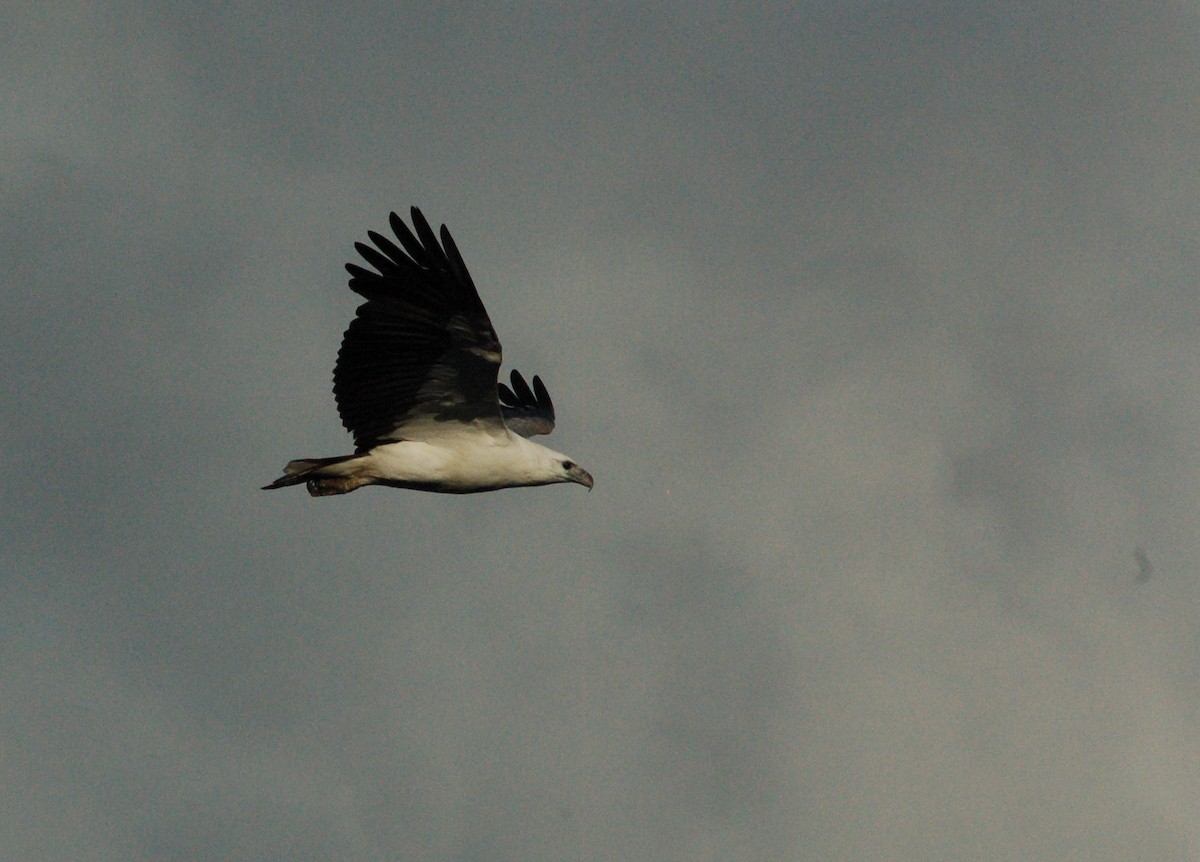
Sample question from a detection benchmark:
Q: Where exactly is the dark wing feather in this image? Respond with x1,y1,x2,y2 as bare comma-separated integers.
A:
334,207,504,450
498,369,556,438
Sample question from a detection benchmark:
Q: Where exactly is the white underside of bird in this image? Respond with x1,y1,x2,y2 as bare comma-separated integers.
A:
276,428,592,496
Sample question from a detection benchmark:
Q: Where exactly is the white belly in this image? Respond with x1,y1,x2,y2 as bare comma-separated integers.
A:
363,433,551,493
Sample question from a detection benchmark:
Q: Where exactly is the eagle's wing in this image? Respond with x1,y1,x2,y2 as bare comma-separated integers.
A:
334,207,505,450
498,369,556,438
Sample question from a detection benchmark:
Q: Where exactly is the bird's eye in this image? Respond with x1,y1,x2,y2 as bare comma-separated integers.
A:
562,460,574,470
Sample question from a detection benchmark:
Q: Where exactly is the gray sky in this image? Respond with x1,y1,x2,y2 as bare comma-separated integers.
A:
5,3,1200,860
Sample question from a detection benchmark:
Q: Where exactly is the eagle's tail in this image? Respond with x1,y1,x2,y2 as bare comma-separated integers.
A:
261,454,373,496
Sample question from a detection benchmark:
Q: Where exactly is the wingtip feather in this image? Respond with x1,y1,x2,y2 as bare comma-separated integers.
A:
510,369,535,402
532,375,554,415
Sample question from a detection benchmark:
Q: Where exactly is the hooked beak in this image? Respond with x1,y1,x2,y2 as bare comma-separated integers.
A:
572,467,594,491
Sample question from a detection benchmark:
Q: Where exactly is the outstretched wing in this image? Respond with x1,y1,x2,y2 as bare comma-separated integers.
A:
498,369,556,438
334,207,505,450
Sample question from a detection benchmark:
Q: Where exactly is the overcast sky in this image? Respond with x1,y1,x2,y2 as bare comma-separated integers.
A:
5,3,1200,860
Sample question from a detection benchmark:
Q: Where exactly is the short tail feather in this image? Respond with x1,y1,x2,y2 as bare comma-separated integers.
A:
261,454,372,496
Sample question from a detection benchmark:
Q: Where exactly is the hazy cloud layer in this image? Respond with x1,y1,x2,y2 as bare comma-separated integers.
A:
5,3,1200,860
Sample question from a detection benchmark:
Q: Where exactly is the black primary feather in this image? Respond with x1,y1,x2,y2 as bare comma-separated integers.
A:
498,369,556,437
333,207,503,450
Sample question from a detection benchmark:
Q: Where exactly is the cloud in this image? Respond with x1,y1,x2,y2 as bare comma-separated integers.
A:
4,2,1200,859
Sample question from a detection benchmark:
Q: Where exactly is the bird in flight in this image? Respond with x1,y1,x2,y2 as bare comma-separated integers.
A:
263,207,593,496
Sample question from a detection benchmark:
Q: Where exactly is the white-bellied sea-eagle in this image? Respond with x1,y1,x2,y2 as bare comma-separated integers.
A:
263,207,593,496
